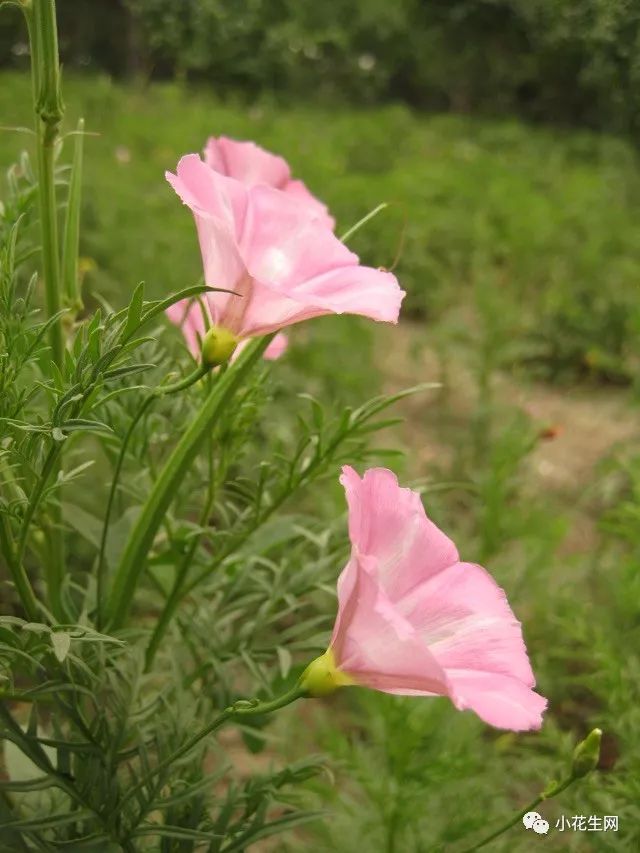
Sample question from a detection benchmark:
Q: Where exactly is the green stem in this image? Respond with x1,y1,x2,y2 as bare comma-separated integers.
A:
145,402,350,656
36,127,63,363
119,683,305,816
95,396,154,631
105,335,272,631
144,408,221,671
144,431,220,670
459,777,574,852
0,513,39,620
96,364,209,629
61,117,85,316
28,0,64,366
25,0,66,618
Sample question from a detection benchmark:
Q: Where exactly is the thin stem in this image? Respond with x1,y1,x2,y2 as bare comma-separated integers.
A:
16,444,58,566
105,335,273,631
96,364,209,629
459,777,574,852
16,443,65,618
96,395,154,631
145,403,349,656
0,513,39,620
119,683,305,816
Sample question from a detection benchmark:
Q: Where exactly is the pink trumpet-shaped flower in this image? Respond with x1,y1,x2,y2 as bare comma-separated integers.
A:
302,466,547,732
204,136,335,230
165,154,404,350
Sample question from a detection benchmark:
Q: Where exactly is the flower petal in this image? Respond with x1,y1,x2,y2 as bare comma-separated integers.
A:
448,671,547,731
264,332,288,360
235,187,404,335
230,331,288,363
167,154,248,238
204,136,291,189
285,178,335,229
393,561,545,729
331,554,451,697
166,300,207,360
398,562,536,686
166,156,249,324
204,136,334,227
339,466,459,602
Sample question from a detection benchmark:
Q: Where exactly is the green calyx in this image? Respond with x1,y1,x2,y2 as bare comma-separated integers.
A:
298,649,355,697
201,326,239,367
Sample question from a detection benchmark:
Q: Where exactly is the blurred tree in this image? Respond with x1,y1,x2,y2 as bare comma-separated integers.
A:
1,0,639,133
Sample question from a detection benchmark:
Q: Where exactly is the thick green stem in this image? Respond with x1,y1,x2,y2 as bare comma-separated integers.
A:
36,130,63,364
25,0,66,618
96,364,210,629
61,117,85,316
28,0,64,365
144,400,221,669
105,335,273,630
145,398,353,658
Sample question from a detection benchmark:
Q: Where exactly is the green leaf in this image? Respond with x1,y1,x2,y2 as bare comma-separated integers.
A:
221,811,324,852
50,631,71,662
60,418,113,435
63,842,120,853
0,810,94,831
276,646,292,679
133,825,222,841
103,362,155,380
121,281,145,342
140,284,235,326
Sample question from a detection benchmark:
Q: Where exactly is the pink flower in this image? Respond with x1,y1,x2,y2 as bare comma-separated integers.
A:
204,136,334,230
302,467,547,732
165,154,404,350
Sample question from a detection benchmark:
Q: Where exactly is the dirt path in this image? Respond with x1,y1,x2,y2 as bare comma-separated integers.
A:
377,321,639,507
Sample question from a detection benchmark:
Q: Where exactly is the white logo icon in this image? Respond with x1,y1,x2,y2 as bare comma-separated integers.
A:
523,812,550,835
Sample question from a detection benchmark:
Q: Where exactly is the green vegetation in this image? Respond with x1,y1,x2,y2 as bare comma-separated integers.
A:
2,71,640,385
3,1,640,132
1,71,639,849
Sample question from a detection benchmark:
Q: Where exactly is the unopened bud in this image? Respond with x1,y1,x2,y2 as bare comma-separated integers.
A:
201,326,238,367
298,649,355,697
571,728,602,778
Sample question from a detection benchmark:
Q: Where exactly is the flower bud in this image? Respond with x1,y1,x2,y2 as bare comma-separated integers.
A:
571,728,602,779
201,326,238,367
298,649,355,697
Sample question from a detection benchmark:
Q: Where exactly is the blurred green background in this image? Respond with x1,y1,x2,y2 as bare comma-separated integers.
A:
1,1,639,850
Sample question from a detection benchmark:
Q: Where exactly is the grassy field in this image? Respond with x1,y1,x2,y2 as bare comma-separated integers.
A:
3,71,640,384
1,72,639,850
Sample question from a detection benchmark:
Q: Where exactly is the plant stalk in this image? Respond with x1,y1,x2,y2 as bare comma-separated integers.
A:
459,778,573,852
96,364,210,629
0,513,39,620
119,683,305,815
25,0,66,618
105,335,273,630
